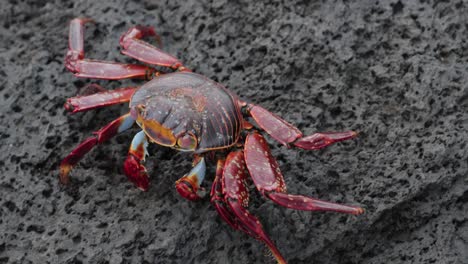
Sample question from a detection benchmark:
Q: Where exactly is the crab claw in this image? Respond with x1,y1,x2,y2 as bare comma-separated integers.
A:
175,157,206,201
123,154,149,191
175,177,202,201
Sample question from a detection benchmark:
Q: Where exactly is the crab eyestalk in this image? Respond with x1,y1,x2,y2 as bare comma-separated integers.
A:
175,157,206,201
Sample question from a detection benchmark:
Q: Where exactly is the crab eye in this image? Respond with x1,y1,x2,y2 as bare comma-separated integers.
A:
177,132,197,150
137,105,146,116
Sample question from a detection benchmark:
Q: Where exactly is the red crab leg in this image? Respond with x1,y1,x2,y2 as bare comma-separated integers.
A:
217,151,288,264
65,86,138,113
211,159,242,230
175,156,206,201
246,104,357,149
211,158,255,235
60,113,135,184
123,130,150,191
245,132,364,215
66,18,157,80
119,26,189,71
211,159,269,242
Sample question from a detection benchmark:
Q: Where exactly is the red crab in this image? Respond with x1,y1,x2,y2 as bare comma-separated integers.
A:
60,18,364,263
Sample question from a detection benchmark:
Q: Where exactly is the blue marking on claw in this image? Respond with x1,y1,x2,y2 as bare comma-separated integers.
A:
189,157,206,187
118,114,135,133
131,130,149,158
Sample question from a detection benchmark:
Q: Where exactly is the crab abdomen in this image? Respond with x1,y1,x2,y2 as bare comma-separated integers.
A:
130,72,242,152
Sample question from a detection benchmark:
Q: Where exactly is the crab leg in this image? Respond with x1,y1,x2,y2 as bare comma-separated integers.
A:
119,26,189,71
212,158,265,236
123,131,150,191
211,159,265,238
66,18,156,80
211,151,287,264
245,132,364,215
65,86,138,113
247,104,357,149
175,156,206,201
60,113,135,184
211,159,239,230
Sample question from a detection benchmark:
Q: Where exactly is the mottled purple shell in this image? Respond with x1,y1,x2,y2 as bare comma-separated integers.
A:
130,72,243,152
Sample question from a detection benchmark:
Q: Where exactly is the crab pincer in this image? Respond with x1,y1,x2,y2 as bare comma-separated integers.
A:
123,131,150,191
175,156,206,201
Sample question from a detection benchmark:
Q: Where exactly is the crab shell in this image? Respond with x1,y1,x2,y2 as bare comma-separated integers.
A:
129,72,243,153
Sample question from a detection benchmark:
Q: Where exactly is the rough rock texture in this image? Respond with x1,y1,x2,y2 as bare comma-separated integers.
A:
1,0,467,263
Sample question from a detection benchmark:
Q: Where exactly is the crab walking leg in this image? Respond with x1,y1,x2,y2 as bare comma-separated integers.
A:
221,151,288,264
60,113,135,184
123,131,150,191
245,132,364,215
246,104,357,149
211,159,269,237
211,159,239,230
175,156,206,201
211,159,257,236
66,18,156,80
65,86,138,113
119,26,189,71
211,156,287,263
211,159,277,250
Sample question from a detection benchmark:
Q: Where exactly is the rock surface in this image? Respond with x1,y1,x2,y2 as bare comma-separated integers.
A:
1,0,467,263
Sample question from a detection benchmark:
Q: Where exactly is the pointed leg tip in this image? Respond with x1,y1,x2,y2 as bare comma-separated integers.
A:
79,18,94,24
265,241,288,264
59,164,71,185
64,101,76,113
147,27,157,36
327,130,359,141
137,186,149,192
349,207,366,216
272,253,288,264
72,17,94,25
353,207,365,215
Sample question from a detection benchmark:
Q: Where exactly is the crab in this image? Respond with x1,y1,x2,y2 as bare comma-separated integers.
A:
60,18,364,264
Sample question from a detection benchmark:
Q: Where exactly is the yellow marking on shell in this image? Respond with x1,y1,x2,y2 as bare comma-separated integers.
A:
198,141,239,152
137,115,176,147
